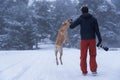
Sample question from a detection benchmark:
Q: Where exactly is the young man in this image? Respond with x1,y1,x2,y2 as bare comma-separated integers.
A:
70,6,102,75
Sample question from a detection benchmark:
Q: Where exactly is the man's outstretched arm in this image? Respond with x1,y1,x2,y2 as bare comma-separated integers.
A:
70,17,81,29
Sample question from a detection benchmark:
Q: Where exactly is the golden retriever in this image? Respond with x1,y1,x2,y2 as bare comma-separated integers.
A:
55,19,72,65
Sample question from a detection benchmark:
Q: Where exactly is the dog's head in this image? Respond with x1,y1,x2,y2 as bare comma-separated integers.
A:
62,19,72,25
67,19,72,24
60,19,72,31
62,19,72,26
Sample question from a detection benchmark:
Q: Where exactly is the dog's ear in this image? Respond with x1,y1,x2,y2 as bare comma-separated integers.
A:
62,21,67,25
62,22,65,25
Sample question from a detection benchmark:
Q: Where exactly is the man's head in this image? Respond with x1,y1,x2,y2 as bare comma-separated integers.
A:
81,6,88,14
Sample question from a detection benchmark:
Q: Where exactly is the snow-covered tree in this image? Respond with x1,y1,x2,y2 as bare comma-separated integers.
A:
0,0,38,50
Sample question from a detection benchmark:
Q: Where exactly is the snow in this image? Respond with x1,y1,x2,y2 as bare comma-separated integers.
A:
28,0,34,6
106,0,116,8
0,44,120,80
28,0,56,6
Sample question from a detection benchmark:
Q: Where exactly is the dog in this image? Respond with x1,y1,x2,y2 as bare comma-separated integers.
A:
55,19,72,65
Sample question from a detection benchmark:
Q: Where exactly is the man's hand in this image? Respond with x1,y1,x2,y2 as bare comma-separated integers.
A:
97,39,102,47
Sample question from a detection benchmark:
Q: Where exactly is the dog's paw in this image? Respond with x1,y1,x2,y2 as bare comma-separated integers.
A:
61,62,63,65
60,60,63,65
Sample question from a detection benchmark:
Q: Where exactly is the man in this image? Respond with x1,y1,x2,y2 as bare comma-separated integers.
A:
70,6,102,75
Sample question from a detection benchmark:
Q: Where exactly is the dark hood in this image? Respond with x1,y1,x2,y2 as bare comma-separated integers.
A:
80,13,92,19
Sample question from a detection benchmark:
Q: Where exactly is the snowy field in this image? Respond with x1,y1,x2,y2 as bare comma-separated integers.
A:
0,44,120,80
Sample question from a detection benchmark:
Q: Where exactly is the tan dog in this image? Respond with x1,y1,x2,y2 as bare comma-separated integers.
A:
55,19,72,65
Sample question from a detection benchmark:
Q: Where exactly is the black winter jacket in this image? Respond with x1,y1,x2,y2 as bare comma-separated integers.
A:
70,13,102,41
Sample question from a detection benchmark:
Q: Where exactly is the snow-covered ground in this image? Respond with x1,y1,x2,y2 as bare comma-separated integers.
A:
0,44,120,80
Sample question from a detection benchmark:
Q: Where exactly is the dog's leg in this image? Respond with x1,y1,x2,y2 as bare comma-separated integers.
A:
59,47,63,65
55,46,59,65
